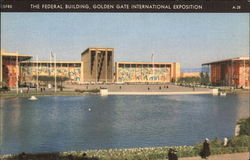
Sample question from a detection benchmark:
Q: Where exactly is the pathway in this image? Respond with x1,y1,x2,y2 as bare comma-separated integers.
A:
179,152,249,160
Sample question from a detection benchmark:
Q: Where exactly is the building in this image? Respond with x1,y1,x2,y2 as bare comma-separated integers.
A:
1,47,184,87
180,72,200,78
20,61,83,85
0,49,2,83
0,49,32,88
115,62,180,83
0,49,83,88
81,48,114,82
202,57,250,88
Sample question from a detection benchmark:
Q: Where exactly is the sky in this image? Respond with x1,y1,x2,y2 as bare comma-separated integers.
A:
1,13,249,69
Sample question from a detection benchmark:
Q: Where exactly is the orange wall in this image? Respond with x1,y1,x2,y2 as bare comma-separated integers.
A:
210,61,250,88
180,72,200,78
2,58,18,88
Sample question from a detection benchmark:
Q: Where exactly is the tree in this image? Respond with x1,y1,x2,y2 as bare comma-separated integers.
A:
177,76,201,86
57,76,70,91
32,75,69,90
239,117,250,136
200,72,210,85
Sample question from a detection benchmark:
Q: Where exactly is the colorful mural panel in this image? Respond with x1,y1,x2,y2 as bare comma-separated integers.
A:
20,63,81,83
117,66,170,82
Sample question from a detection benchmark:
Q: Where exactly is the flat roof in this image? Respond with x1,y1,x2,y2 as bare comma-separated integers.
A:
202,57,250,65
2,52,33,58
2,53,32,61
81,47,114,55
116,61,174,65
21,61,82,64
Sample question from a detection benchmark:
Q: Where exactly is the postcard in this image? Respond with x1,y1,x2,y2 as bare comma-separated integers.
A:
0,1,249,160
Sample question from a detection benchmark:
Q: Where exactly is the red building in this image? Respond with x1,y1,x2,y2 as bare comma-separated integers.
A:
1,49,83,88
202,57,250,88
0,49,32,88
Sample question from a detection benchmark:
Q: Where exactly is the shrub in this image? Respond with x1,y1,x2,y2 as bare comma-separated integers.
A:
210,137,223,148
75,89,100,93
238,117,250,136
228,135,250,148
1,136,250,160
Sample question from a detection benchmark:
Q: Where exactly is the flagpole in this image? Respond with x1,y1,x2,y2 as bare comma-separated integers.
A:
49,52,51,76
152,53,154,83
54,53,57,93
16,52,19,94
244,59,246,88
36,55,39,92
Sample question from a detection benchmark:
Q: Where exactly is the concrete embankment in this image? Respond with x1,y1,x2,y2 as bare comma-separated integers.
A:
108,91,211,95
67,84,215,96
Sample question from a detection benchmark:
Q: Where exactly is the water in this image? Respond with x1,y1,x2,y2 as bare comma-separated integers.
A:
0,94,249,155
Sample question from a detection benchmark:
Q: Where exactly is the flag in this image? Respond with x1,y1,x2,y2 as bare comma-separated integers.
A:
151,53,154,63
51,52,54,58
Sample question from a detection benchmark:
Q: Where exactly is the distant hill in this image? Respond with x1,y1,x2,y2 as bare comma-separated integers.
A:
181,68,202,73
181,68,210,73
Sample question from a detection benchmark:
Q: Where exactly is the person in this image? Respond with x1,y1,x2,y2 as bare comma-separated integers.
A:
18,152,27,160
168,149,178,160
223,137,228,146
168,149,173,160
172,149,178,160
200,138,211,159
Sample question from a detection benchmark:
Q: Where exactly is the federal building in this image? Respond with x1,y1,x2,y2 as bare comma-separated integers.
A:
1,48,181,88
1,47,249,88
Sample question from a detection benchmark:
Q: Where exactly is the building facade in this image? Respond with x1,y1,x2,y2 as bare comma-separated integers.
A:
202,57,250,88
81,48,114,82
1,49,83,88
20,61,83,85
1,47,186,87
0,49,32,88
0,49,2,83
115,62,180,83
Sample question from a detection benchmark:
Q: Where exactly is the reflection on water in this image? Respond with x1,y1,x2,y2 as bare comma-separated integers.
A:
0,94,249,155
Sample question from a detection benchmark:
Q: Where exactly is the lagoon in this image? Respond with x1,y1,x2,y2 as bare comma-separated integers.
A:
0,94,249,155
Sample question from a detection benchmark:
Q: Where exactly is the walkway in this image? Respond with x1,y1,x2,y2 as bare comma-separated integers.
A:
179,152,249,160
66,84,211,93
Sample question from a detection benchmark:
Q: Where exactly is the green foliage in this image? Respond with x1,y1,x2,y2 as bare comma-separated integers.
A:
0,81,8,87
32,75,70,82
238,117,250,136
210,137,223,148
228,135,250,148
193,136,249,157
75,89,100,93
1,133,250,160
177,76,201,85
200,72,210,85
